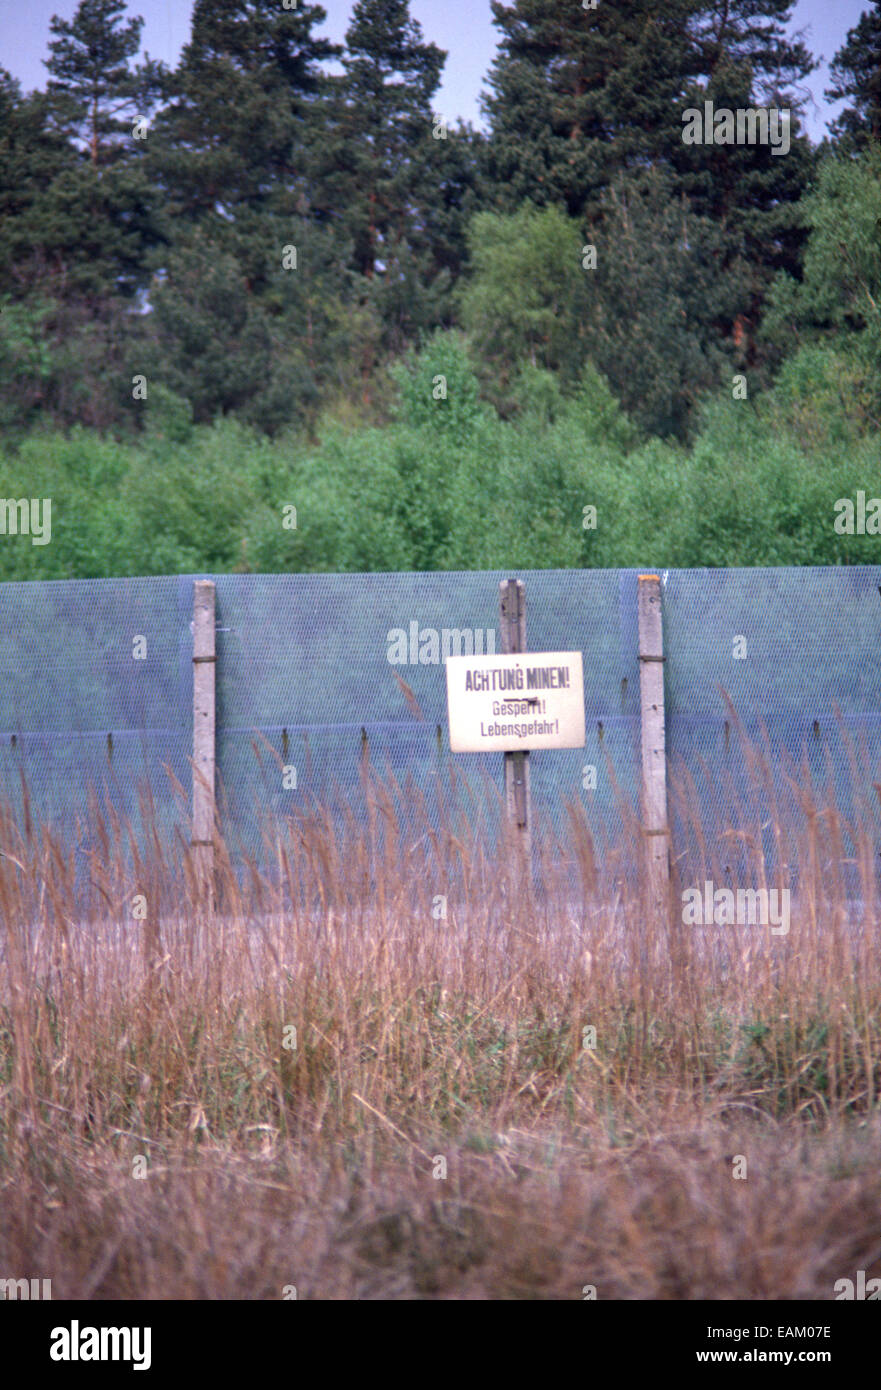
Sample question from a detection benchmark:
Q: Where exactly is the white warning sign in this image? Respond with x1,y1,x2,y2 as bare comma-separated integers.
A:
445,651,585,753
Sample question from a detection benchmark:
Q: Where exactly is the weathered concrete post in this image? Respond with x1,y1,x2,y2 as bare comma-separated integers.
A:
192,579,216,910
637,574,670,926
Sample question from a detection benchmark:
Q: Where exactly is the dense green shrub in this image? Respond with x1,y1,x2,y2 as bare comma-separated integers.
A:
0,334,878,581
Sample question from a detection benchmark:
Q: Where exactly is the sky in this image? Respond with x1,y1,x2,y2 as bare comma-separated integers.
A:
0,0,873,144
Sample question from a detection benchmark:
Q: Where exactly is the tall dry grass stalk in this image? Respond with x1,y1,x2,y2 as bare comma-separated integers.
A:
1,725,880,1298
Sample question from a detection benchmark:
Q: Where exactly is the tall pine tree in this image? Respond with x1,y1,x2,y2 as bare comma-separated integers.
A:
827,1,881,151
483,0,816,383
38,0,164,301
0,69,73,294
45,0,164,167
148,0,339,228
143,1,378,431
685,0,814,99
482,0,702,218
324,0,444,278
0,4,167,433
318,0,456,358
673,1,817,372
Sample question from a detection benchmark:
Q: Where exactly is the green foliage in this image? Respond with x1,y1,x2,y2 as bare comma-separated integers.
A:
0,296,56,436
578,170,743,439
391,330,485,442
141,383,194,445
148,0,339,223
0,71,73,296
458,203,584,392
142,233,293,427
3,332,878,581
0,293,147,438
560,363,641,453
244,424,415,573
457,181,741,438
826,0,881,151
758,343,880,446
138,227,354,434
762,149,881,420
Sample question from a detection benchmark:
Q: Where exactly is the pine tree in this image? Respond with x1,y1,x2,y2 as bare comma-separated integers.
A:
315,0,457,361
482,0,702,218
827,1,881,150
35,0,165,303
141,1,362,430
761,147,881,424
479,0,818,409
44,0,163,167
417,121,488,291
326,0,444,278
579,169,742,438
0,69,73,293
0,6,167,432
686,0,814,99
674,2,817,372
149,0,339,226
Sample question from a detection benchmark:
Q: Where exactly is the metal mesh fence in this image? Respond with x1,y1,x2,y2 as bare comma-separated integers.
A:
0,576,192,857
209,569,639,858
0,568,879,889
662,568,881,897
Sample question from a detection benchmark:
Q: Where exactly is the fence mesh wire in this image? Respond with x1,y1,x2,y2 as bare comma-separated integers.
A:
1,568,879,892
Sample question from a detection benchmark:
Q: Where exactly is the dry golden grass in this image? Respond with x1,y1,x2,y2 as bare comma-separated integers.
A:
1,739,881,1300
